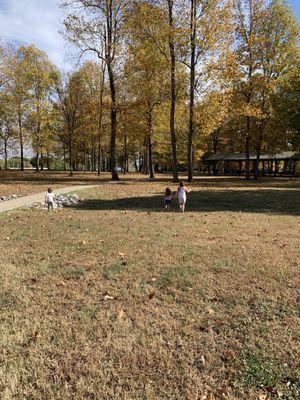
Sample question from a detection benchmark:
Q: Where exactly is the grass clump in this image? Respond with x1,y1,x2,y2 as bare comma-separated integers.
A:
154,265,198,292
0,291,16,310
211,258,232,272
242,350,300,399
102,262,124,280
62,266,85,281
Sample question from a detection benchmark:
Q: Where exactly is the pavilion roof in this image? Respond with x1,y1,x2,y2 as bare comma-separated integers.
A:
206,151,296,162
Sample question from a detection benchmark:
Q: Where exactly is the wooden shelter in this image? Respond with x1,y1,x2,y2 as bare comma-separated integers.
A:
205,151,299,176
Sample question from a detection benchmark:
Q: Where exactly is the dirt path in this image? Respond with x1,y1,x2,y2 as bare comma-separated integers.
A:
0,185,98,213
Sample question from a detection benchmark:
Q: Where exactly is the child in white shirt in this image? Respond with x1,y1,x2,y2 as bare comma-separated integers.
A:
177,181,190,212
45,187,55,210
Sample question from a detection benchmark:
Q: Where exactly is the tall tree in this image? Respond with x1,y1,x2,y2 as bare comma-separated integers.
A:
0,93,16,170
21,46,58,172
182,0,232,181
128,1,180,181
253,0,299,178
166,0,179,181
61,0,127,180
56,72,85,177
233,0,267,179
125,4,170,179
5,47,31,171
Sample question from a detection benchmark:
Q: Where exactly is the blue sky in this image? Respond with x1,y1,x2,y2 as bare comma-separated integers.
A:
0,0,73,69
289,0,300,20
0,0,299,71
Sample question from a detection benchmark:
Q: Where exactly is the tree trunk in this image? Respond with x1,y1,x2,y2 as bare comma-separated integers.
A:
143,142,149,175
40,151,44,171
46,153,50,170
148,135,155,179
245,116,251,180
123,131,127,174
98,81,104,175
188,0,196,183
68,128,73,177
254,122,264,179
35,151,40,173
167,0,179,182
147,110,155,179
254,143,261,180
213,128,220,154
107,63,119,180
4,140,8,171
134,158,139,173
63,141,67,171
18,112,24,172
96,60,105,175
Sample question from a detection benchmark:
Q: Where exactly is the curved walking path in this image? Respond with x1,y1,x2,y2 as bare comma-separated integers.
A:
0,185,99,213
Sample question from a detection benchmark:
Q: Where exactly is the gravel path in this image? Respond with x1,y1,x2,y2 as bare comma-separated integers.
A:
0,185,98,213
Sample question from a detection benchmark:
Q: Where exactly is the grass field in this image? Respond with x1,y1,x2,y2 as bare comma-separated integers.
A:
0,170,105,197
0,174,299,399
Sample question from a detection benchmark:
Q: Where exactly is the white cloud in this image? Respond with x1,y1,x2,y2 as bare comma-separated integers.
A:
0,0,73,70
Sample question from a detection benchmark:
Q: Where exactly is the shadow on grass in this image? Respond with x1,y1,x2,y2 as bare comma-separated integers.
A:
1,171,299,189
74,188,300,216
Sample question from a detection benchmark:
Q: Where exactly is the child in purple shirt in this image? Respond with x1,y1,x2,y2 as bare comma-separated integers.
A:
164,187,172,211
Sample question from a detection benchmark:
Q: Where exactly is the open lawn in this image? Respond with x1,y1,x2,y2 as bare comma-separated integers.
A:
0,170,106,198
0,176,299,399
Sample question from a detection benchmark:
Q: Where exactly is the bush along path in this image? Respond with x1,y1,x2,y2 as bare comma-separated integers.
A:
0,185,99,213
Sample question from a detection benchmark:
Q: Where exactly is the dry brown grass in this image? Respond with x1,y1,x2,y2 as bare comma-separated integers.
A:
0,169,299,197
0,170,109,197
0,177,299,399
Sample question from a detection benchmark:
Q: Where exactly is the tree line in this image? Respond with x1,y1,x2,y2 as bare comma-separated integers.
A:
0,0,299,181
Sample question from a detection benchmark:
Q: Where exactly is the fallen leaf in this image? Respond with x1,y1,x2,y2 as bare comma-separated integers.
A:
117,309,126,320
222,349,236,362
104,295,114,301
206,394,215,400
199,355,205,365
149,291,155,300
265,386,274,393
33,330,41,339
258,394,267,400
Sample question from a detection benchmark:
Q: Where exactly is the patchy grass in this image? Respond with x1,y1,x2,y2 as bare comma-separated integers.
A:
0,177,299,399
0,170,107,197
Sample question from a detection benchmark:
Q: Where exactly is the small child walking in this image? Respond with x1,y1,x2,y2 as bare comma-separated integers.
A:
45,187,55,211
164,187,172,211
177,181,190,212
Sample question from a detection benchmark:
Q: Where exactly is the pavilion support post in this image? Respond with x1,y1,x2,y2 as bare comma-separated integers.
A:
275,160,279,176
262,161,265,175
253,159,259,179
283,160,288,175
239,161,242,176
270,160,274,175
293,160,296,176
213,161,217,175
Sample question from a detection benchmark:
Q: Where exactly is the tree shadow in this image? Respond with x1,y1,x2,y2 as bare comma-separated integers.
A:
74,188,300,216
1,171,299,189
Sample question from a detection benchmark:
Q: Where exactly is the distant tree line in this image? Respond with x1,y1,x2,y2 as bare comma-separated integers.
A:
0,0,299,180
